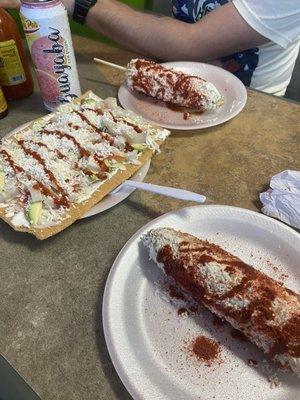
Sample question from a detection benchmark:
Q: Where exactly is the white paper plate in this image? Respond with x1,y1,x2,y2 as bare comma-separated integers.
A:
118,62,247,130
5,124,151,218
103,205,300,400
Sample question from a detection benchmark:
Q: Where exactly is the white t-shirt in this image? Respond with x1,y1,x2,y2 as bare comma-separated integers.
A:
172,0,300,95
233,0,300,95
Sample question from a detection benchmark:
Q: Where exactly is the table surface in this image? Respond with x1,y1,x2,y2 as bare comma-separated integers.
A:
0,35,299,400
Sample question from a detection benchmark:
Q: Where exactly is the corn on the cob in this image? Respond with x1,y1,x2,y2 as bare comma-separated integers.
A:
142,227,300,376
125,59,224,111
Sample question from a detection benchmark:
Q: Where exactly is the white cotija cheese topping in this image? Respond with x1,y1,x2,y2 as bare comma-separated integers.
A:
222,297,250,310
142,227,180,265
0,93,170,228
267,298,292,326
200,262,243,296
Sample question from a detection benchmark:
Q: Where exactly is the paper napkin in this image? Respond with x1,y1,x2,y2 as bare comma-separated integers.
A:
260,170,300,229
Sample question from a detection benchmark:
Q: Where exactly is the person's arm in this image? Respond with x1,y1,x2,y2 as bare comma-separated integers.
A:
1,0,268,61
88,0,268,61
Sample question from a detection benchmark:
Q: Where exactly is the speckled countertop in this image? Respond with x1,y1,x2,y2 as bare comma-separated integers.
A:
0,36,299,400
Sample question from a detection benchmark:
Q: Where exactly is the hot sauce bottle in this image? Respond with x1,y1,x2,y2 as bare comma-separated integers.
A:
0,85,8,118
0,8,33,100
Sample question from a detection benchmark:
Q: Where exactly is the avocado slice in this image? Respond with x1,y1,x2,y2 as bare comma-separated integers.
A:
89,174,99,182
131,143,147,152
81,98,97,107
0,171,5,192
103,160,126,171
28,201,42,225
111,162,126,171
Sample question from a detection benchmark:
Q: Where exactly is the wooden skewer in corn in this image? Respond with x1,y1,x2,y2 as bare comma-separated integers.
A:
93,57,126,71
93,57,224,111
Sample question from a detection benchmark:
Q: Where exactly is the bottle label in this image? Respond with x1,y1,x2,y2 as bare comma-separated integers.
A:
0,87,8,113
0,39,26,86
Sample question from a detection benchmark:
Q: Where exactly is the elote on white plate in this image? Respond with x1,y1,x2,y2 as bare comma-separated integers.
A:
126,59,224,111
142,227,300,376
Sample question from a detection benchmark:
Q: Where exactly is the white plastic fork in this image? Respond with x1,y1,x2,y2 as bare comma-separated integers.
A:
112,180,206,203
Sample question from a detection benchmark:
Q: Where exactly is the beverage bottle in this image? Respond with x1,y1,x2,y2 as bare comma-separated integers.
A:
0,85,8,118
20,0,81,111
0,8,34,100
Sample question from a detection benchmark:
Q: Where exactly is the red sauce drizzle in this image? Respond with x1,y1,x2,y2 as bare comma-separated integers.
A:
125,142,134,152
123,120,143,133
41,131,108,180
27,140,66,160
0,149,24,174
74,109,135,151
75,110,114,145
18,140,69,207
74,111,115,145
108,111,143,133
81,168,106,181
32,181,65,208
93,154,109,173
85,107,103,116
68,123,80,131
43,129,90,158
